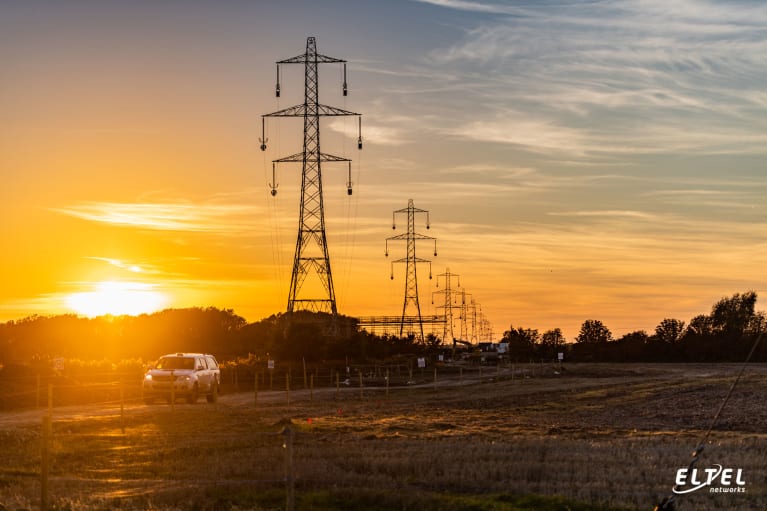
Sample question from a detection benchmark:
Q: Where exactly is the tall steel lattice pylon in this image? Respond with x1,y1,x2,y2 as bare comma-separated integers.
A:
260,37,363,316
433,268,461,343
385,199,437,341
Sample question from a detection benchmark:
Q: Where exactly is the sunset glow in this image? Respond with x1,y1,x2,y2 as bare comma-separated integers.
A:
66,281,169,317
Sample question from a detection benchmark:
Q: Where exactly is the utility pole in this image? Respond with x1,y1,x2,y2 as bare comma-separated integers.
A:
260,37,363,317
385,199,437,341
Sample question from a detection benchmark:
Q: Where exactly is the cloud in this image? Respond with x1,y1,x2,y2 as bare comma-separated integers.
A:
53,196,268,234
415,0,767,156
413,0,529,16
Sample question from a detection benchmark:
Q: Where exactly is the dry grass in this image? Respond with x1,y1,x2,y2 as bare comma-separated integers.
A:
1,363,765,510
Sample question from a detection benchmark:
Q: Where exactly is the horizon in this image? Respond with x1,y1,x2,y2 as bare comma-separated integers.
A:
2,0,766,342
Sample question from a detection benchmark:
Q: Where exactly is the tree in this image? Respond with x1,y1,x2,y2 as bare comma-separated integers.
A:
655,318,686,344
540,328,565,359
575,319,612,344
502,325,540,361
710,291,758,339
615,330,650,361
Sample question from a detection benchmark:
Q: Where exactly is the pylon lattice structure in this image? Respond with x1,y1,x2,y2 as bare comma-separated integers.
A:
385,199,437,341
260,37,362,316
432,268,461,343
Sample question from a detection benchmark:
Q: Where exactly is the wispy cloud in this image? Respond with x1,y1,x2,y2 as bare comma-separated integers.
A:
412,0,767,156
54,201,263,233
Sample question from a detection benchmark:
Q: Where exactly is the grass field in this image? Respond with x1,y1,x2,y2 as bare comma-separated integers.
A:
1,363,765,510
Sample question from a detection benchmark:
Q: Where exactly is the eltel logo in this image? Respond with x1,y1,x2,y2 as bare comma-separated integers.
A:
673,465,746,494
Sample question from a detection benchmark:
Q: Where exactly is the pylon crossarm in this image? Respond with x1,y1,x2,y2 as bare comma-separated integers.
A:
278,53,346,64
387,233,435,241
391,257,432,264
263,104,359,118
274,152,351,163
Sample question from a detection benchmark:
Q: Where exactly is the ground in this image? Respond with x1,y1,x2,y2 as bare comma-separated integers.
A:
1,363,765,510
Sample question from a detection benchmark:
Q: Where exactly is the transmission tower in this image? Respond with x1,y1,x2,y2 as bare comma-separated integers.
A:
385,199,437,341
260,37,363,316
432,268,461,343
457,289,473,342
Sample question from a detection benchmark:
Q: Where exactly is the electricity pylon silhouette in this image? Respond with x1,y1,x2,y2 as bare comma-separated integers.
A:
433,268,461,343
260,37,362,316
385,199,437,341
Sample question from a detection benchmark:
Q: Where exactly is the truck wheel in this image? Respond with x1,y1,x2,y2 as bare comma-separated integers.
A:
206,380,218,403
187,384,199,404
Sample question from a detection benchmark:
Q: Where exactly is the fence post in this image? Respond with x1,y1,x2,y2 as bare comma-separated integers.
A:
385,368,389,398
254,371,259,408
310,374,314,401
170,369,175,412
359,371,363,400
433,367,437,392
286,370,291,406
120,381,125,434
47,384,53,418
41,415,51,511
335,371,339,400
283,426,295,511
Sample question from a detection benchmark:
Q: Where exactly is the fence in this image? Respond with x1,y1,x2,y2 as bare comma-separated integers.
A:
1,361,565,511
35,412,297,511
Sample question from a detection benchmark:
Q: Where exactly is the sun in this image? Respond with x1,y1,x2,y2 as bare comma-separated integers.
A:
66,281,169,317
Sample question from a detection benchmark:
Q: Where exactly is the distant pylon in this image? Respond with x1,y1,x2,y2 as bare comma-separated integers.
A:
260,37,363,316
385,199,437,341
433,268,461,343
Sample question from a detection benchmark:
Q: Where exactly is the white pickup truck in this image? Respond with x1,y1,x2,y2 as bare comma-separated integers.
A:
143,353,220,404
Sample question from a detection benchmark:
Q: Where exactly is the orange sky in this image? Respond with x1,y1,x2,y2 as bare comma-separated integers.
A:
2,1,767,342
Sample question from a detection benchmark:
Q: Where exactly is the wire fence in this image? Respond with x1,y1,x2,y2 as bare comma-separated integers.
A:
0,361,564,511
3,363,766,511
0,358,559,412
34,412,297,511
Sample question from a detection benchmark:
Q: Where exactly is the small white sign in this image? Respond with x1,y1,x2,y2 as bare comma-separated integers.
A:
438,354,444,362
54,358,65,371
267,359,275,370
557,352,564,361
417,357,426,368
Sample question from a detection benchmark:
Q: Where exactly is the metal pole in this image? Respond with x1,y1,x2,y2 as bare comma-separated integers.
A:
286,370,291,406
47,384,53,419
41,415,51,511
170,369,175,412
283,426,295,511
120,381,125,434
254,371,259,408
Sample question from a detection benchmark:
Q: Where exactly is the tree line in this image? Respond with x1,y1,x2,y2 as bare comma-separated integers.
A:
502,291,767,363
1,291,765,370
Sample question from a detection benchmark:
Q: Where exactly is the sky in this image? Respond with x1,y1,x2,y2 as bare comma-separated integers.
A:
2,0,766,342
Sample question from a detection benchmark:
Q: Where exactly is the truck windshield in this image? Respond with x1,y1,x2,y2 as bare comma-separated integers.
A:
156,357,195,370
